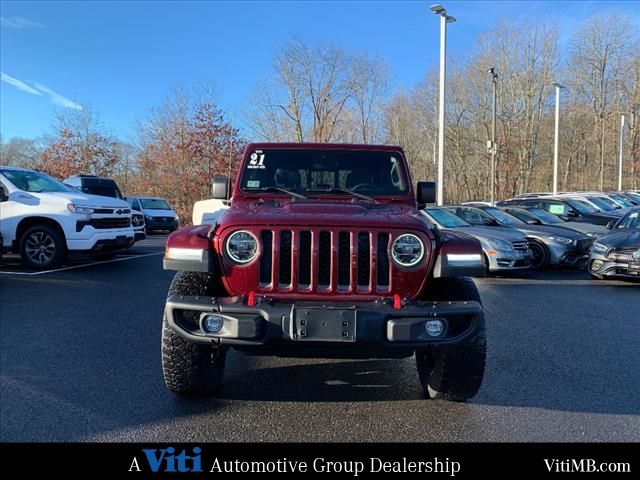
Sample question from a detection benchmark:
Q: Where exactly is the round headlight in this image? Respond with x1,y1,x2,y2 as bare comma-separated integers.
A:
225,230,258,264
391,233,424,267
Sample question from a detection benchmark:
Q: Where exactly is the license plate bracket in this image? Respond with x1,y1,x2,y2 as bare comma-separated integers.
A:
292,307,356,342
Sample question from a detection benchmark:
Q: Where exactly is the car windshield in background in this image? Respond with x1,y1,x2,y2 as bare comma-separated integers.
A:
239,149,408,196
82,186,121,198
618,211,640,230
140,199,171,209
566,199,598,214
426,208,471,228
1,169,75,193
529,208,563,224
483,207,523,226
586,197,615,211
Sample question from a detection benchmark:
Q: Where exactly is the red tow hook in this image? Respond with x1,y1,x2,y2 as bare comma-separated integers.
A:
247,291,256,307
393,294,402,310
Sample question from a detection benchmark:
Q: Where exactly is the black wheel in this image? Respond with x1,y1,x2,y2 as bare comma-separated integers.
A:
19,224,67,270
417,277,486,401
528,240,549,270
161,271,227,394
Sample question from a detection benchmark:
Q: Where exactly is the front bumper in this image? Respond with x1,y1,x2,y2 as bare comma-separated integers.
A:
67,227,135,251
548,242,590,267
487,250,532,271
589,252,640,279
165,295,483,358
145,217,178,231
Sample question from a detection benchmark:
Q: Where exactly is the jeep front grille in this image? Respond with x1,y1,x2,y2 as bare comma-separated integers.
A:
258,229,393,294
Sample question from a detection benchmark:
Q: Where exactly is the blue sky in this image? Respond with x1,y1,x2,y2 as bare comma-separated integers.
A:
1,0,638,141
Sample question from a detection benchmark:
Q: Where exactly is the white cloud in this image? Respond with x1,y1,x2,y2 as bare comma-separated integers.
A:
0,16,44,29
1,72,42,95
33,82,83,110
0,72,82,110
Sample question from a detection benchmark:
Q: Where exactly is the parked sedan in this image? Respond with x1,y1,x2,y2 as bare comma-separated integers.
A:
447,205,593,270
589,209,640,280
421,207,532,273
503,206,608,238
496,197,619,226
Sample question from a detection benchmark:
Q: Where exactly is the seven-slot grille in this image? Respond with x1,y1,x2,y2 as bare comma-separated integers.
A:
258,229,392,293
511,241,529,253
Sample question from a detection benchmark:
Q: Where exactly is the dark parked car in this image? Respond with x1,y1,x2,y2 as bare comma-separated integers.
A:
503,206,608,238
447,205,592,270
496,197,618,226
589,208,640,279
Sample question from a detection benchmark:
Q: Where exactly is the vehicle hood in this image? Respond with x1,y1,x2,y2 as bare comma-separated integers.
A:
448,225,527,242
509,224,588,239
596,230,640,249
142,208,176,217
37,191,130,209
563,222,609,236
218,200,428,232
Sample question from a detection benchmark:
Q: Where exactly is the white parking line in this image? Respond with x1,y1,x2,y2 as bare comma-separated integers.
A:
0,252,164,276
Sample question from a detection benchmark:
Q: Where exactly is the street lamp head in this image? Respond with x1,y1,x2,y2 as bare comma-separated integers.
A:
446,15,457,23
552,82,565,89
430,4,446,14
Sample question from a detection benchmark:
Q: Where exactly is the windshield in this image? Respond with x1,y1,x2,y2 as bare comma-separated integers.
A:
239,148,408,196
425,208,471,228
1,169,76,193
507,209,536,223
584,197,615,211
81,186,122,199
483,207,524,226
140,198,171,210
608,194,632,207
530,208,563,224
566,199,598,214
617,211,640,230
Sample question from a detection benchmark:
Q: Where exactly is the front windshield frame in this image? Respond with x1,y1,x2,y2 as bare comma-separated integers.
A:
617,211,640,230
425,208,471,228
238,148,410,197
1,169,76,194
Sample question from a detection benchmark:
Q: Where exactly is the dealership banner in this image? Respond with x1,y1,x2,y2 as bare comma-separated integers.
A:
0,443,634,476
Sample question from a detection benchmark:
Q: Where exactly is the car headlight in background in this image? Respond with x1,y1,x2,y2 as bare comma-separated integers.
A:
67,203,94,214
391,233,424,267
225,230,258,264
144,215,153,221
549,236,574,245
592,243,608,254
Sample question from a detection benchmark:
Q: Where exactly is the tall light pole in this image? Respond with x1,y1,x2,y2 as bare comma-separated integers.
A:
618,113,626,191
430,4,456,205
552,83,564,195
488,68,498,205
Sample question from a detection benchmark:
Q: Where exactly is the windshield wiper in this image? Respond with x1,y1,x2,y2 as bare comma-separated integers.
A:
245,186,307,199
306,187,377,203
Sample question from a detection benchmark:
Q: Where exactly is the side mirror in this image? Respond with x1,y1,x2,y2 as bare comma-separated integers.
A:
212,176,230,200
123,196,128,201
527,218,541,225
416,181,436,205
606,220,615,230
566,210,579,218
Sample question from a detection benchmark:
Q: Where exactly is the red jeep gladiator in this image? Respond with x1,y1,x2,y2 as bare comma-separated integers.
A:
162,143,487,401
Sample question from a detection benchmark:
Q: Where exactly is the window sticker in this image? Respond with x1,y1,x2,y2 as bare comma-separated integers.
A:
247,151,266,169
549,205,565,214
247,180,260,188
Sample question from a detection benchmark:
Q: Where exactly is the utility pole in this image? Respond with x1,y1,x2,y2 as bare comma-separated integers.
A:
488,68,498,205
430,4,456,205
618,113,626,191
600,114,606,191
552,83,564,195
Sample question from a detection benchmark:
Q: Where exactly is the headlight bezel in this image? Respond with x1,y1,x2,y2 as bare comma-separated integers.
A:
391,233,425,268
225,230,259,265
67,203,94,214
549,235,574,245
592,242,608,254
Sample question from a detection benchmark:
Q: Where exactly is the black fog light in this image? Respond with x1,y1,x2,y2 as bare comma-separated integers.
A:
425,319,446,337
201,314,224,333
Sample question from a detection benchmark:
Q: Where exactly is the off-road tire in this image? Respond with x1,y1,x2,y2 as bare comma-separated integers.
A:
417,277,486,401
161,271,227,394
19,223,67,270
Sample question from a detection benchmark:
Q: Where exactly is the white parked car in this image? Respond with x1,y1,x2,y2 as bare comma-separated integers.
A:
0,166,134,269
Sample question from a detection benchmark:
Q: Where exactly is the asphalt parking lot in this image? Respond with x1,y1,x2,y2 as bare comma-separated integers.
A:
1,235,638,442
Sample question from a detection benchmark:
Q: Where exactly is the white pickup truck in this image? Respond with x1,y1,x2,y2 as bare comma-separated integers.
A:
0,166,134,269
